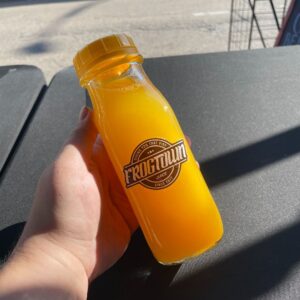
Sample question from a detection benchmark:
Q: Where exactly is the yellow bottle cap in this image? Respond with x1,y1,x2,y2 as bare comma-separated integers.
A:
73,34,143,81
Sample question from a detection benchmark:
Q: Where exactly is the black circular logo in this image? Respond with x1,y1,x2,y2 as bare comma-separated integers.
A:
123,138,187,190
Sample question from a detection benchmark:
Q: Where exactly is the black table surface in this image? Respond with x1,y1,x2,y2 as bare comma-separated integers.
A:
1,46,300,299
0,65,45,175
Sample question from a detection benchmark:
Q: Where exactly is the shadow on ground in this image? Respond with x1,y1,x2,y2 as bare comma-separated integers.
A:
14,0,106,54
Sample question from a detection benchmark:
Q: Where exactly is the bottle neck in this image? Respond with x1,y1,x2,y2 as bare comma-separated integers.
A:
84,62,146,88
80,52,143,86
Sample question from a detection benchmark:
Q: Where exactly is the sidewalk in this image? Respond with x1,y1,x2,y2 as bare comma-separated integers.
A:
0,0,230,82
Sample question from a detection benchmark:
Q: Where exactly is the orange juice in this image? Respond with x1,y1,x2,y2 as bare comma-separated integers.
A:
73,34,223,264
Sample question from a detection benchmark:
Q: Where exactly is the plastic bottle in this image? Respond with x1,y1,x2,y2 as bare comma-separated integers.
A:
73,34,223,264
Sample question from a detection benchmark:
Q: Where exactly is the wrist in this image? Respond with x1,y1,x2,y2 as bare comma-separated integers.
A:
0,234,88,299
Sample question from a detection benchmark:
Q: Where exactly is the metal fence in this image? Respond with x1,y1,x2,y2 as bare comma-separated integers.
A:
228,0,292,50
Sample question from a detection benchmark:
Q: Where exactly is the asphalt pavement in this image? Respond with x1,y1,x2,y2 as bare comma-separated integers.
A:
0,0,231,82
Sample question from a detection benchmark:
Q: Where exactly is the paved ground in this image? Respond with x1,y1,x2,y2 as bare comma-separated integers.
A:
0,0,289,82
0,0,231,82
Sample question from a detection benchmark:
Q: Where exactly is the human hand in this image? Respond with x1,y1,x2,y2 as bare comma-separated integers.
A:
0,107,138,299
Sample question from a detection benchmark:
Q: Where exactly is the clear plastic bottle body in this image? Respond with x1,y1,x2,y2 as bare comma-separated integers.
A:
84,62,223,264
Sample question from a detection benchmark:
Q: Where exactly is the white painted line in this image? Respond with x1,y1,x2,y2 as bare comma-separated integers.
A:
193,11,230,17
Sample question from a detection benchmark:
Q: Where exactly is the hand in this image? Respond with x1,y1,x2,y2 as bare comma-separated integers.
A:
0,107,138,299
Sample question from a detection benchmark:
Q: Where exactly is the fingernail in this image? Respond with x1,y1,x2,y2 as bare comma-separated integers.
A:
79,107,89,121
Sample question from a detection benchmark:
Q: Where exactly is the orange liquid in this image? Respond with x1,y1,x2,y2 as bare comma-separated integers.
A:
86,64,223,264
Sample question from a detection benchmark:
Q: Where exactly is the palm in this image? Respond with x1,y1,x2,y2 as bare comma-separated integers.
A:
56,134,138,279
22,114,137,280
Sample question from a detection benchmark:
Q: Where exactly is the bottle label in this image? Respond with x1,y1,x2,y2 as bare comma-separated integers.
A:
123,138,187,190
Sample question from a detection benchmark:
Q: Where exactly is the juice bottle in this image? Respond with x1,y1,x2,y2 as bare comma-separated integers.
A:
73,34,223,264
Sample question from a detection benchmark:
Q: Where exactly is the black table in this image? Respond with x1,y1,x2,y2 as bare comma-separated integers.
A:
0,65,45,175
1,46,300,299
